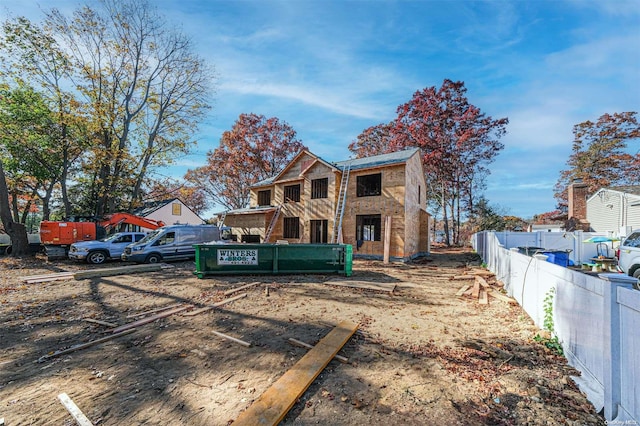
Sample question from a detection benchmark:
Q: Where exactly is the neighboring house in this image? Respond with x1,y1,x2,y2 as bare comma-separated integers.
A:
527,224,565,232
586,186,640,237
132,198,204,229
223,148,431,261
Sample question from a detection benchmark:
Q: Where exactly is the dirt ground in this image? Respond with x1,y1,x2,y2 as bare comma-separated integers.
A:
0,247,605,426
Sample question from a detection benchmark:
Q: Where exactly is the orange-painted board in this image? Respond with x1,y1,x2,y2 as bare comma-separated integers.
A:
232,320,359,425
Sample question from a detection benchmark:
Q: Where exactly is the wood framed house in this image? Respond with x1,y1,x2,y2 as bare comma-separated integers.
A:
223,148,431,261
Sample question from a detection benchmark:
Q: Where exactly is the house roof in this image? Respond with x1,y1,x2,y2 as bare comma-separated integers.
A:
606,185,640,197
333,147,421,171
251,147,421,188
222,205,278,215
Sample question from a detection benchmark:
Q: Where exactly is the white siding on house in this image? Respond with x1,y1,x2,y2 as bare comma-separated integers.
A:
146,201,204,226
587,189,640,235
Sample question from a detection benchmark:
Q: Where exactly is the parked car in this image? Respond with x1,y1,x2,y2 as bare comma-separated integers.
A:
121,225,231,264
69,232,147,264
617,230,640,278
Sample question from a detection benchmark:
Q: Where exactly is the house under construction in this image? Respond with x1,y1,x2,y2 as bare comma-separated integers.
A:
222,147,431,261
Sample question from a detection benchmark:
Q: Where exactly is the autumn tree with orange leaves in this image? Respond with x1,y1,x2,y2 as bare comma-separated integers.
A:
186,113,305,210
554,112,640,211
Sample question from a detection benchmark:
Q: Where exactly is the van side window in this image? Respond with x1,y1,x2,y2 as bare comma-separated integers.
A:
155,232,176,246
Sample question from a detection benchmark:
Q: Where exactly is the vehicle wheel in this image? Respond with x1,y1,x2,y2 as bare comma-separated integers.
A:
87,251,108,265
632,268,640,279
145,253,162,264
5,245,11,255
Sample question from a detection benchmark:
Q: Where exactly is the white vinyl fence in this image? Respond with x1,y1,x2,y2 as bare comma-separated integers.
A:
472,231,639,423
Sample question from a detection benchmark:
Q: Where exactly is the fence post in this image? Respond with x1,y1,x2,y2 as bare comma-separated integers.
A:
599,273,636,421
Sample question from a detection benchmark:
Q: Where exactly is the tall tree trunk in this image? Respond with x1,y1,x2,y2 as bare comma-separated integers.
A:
0,162,29,256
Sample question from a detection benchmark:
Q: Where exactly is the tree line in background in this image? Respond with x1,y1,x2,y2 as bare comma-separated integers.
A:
1,0,638,255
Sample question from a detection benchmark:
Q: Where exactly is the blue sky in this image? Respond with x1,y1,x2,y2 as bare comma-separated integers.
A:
2,0,639,219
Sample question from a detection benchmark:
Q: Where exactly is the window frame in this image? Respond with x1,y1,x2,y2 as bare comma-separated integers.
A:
356,214,382,241
257,190,272,206
356,173,382,197
284,184,301,203
283,217,300,239
310,219,328,243
311,178,329,199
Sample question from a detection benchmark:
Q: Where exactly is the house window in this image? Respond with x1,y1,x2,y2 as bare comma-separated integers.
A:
283,217,300,238
310,219,328,243
356,215,381,241
311,178,328,199
258,190,271,206
241,234,261,243
172,203,181,215
284,184,301,203
357,173,382,197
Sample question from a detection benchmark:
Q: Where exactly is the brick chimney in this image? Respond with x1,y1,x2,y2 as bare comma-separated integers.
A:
567,179,591,231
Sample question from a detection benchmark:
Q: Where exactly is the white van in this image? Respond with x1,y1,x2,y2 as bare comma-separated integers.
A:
121,225,230,263
617,230,640,278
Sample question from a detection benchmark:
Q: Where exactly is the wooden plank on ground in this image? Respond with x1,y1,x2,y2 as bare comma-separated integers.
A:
57,393,94,426
212,330,251,347
475,275,490,288
73,263,163,280
181,293,248,317
455,284,470,297
111,305,192,333
126,303,184,318
38,329,137,363
488,289,517,304
479,289,488,305
324,279,396,293
22,272,75,284
233,320,359,426
471,280,480,299
451,275,476,280
83,318,118,328
288,338,349,363
224,281,261,296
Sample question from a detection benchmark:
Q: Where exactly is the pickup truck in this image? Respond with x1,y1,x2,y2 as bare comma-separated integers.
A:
617,230,640,279
69,232,147,264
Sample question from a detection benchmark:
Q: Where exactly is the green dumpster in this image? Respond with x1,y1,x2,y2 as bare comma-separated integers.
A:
194,243,352,278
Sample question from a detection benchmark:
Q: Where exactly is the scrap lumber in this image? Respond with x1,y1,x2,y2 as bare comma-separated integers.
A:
73,263,163,280
288,338,349,364
475,275,490,288
212,330,251,347
126,303,184,318
38,329,137,363
233,320,358,426
57,393,94,426
488,289,517,304
451,275,476,280
324,279,396,293
21,271,75,284
479,289,489,305
181,293,248,317
111,305,192,333
224,281,261,296
471,280,480,299
455,284,470,297
83,318,117,328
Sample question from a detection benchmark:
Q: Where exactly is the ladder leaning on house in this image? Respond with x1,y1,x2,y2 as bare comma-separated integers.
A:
331,162,351,244
217,212,227,227
264,205,282,243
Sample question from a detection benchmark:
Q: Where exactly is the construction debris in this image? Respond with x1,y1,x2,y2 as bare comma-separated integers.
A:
38,329,137,363
212,330,251,347
83,318,118,328
288,338,349,363
455,273,515,304
126,303,184,319
21,271,75,284
111,305,193,333
181,293,248,317
57,392,94,426
223,281,261,296
324,279,396,293
73,263,165,280
233,320,359,426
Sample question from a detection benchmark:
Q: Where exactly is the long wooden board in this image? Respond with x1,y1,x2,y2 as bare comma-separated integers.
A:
324,280,396,293
73,263,163,280
233,320,359,426
57,393,94,426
